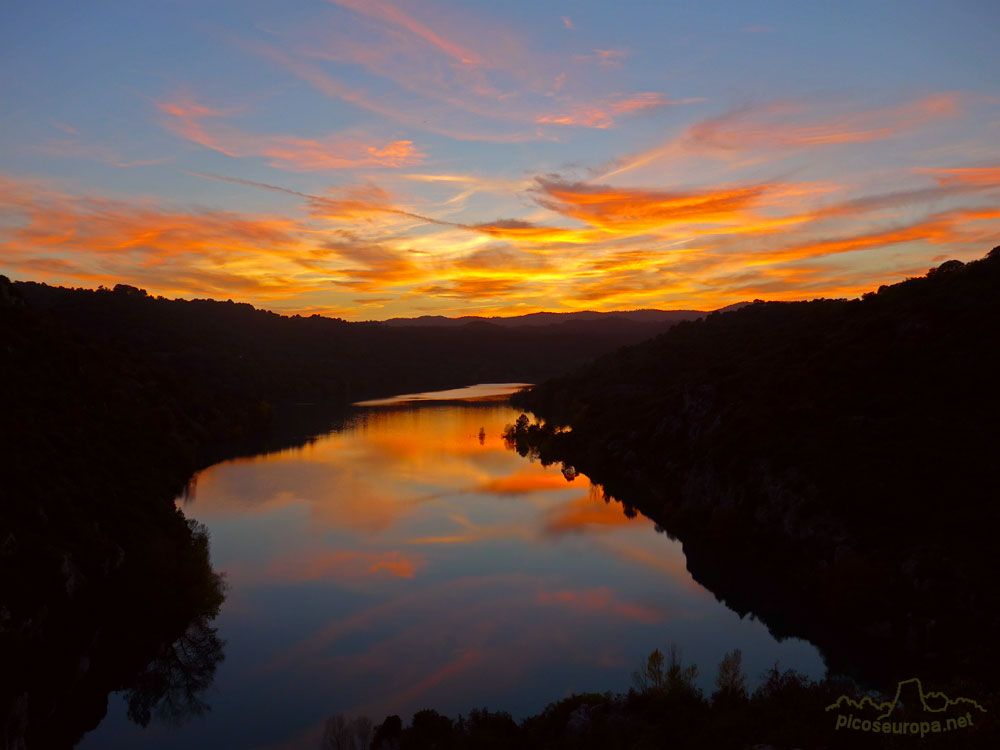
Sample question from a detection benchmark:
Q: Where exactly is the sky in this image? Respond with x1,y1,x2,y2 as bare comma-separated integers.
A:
1,0,998,320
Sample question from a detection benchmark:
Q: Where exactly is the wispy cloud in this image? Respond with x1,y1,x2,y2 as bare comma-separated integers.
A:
574,48,629,69
50,120,80,135
537,586,666,624
245,2,681,142
34,137,169,168
914,165,1000,186
265,548,427,582
255,41,541,143
602,93,964,179
543,489,635,534
157,91,425,170
538,92,673,129
688,94,961,151
6,129,997,320
533,177,772,230
328,0,484,66
0,174,321,301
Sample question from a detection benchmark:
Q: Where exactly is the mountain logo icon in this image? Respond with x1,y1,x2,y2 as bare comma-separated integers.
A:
826,678,986,737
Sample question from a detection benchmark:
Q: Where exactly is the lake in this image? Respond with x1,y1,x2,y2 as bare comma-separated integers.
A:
80,384,824,748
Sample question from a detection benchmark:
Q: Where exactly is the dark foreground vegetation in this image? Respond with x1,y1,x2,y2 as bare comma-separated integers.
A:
325,646,997,749
0,278,697,748
508,248,1000,691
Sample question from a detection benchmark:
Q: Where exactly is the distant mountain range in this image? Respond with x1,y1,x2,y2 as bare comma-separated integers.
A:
381,304,749,328
2,279,739,419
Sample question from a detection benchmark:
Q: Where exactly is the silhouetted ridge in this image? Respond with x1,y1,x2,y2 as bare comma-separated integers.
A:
511,248,1000,685
383,308,708,327
11,280,702,416
1,275,703,747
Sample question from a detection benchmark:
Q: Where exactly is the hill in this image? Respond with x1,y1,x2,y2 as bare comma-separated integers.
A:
0,277,702,745
510,248,1000,685
382,308,708,328
11,281,704,411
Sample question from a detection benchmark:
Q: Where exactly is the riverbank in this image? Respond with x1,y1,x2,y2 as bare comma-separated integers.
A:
336,648,998,749
0,278,697,747
508,248,1000,688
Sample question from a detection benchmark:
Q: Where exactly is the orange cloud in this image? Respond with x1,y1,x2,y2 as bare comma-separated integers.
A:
745,206,1000,266
533,178,771,231
479,470,578,494
325,238,425,291
190,172,448,230
414,277,528,300
8,116,996,324
0,174,326,301
603,94,964,179
253,8,686,144
469,218,604,244
157,92,425,170
537,586,664,624
595,538,708,594
319,0,555,105
687,93,961,151
538,92,670,129
252,34,542,143
261,136,423,171
543,491,635,534
328,0,484,66
266,548,427,582
305,184,413,222
33,138,169,168
915,165,1000,186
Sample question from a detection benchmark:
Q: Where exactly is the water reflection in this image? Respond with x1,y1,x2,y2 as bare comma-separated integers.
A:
4,520,225,750
81,385,822,749
354,383,532,406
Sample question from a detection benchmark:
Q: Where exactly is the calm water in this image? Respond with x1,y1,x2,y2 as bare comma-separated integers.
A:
81,384,823,749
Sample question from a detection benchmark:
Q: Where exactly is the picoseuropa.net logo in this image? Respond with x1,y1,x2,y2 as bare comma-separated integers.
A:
826,677,986,737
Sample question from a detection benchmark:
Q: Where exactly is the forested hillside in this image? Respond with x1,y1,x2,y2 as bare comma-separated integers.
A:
510,248,1000,685
13,280,701,408
0,277,699,745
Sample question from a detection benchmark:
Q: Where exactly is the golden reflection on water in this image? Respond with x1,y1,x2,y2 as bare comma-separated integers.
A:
189,393,670,585
165,385,822,744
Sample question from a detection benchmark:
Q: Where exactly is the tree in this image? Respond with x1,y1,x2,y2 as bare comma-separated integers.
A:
372,715,403,750
322,714,350,750
349,716,372,750
712,649,748,704
664,643,700,699
633,644,701,698
632,647,666,692
405,709,453,748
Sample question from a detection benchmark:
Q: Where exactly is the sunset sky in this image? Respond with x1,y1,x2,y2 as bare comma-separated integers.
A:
2,0,998,319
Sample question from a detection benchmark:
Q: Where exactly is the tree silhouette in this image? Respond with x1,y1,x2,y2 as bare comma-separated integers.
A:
123,617,225,727
632,648,666,692
322,714,349,750
633,644,700,698
350,715,372,749
712,649,748,705
372,714,403,750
